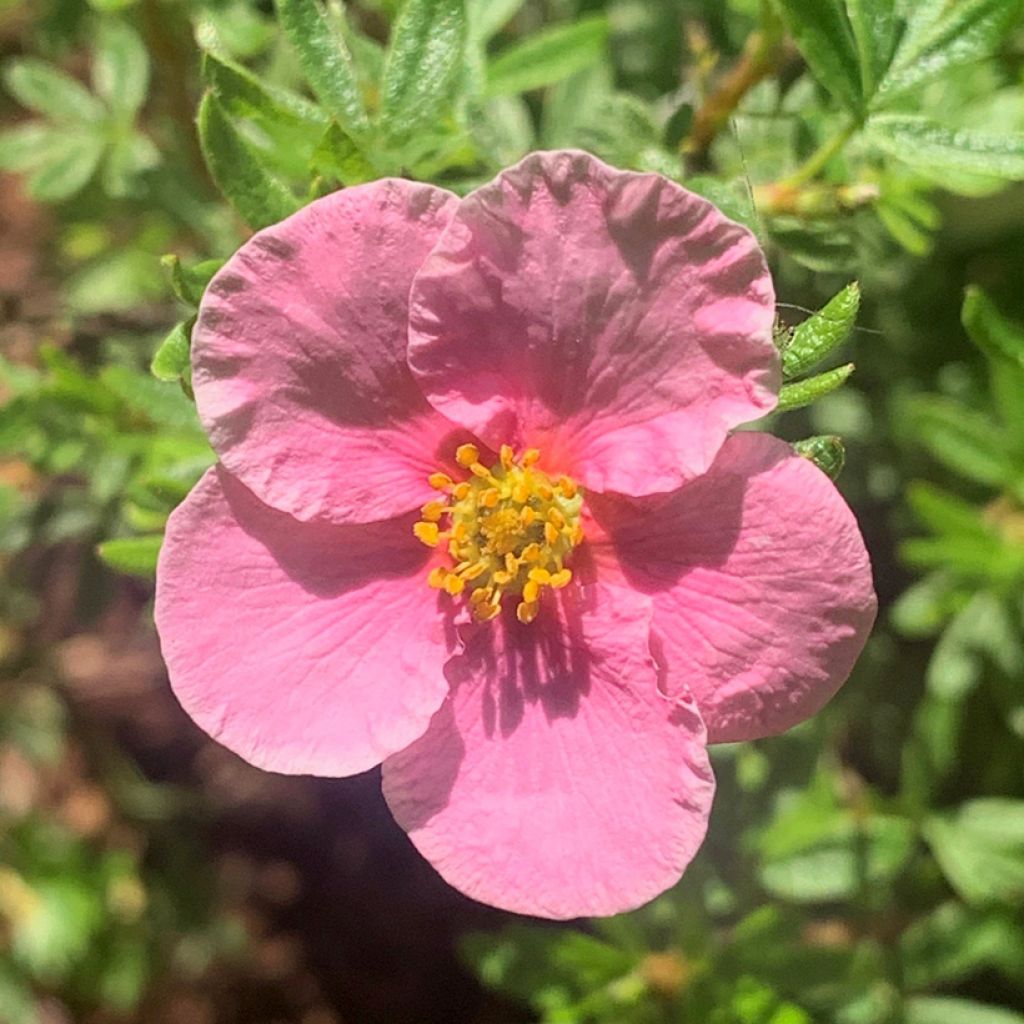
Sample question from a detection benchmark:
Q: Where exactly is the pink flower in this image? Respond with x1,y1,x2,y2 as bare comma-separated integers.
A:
155,151,876,920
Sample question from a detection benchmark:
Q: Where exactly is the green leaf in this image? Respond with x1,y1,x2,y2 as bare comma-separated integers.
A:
906,997,1024,1024
3,58,106,122
162,255,223,307
197,91,301,228
907,482,992,540
0,123,66,172
202,51,327,132
845,0,897,97
963,287,1024,441
776,363,854,411
274,0,369,134
468,0,525,41
907,394,1012,488
867,114,1024,180
151,320,193,393
97,535,163,577
782,282,860,379
901,902,1024,990
380,0,467,137
876,0,1024,107
27,133,105,201
102,132,159,197
924,799,1024,907
310,121,379,185
485,16,608,97
772,0,862,112
792,435,846,479
93,18,149,117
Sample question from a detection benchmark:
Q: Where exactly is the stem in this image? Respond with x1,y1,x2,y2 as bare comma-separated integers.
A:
683,20,784,162
778,122,858,189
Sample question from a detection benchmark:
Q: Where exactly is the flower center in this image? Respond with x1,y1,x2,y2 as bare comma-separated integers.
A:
413,444,584,624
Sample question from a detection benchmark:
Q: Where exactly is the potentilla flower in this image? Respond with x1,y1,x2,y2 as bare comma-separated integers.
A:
155,150,876,920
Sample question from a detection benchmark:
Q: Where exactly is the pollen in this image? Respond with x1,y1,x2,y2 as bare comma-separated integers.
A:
415,445,584,623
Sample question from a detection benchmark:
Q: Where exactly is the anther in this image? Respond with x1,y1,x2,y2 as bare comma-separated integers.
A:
414,522,440,547
516,601,539,624
500,444,515,470
455,443,480,467
550,568,573,588
428,472,453,490
522,449,541,467
427,566,448,589
421,501,446,522
444,574,466,596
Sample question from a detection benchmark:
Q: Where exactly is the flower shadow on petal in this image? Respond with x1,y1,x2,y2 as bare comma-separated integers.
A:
217,466,452,611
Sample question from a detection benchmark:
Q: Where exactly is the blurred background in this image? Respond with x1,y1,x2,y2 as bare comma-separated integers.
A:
1,1,1024,1022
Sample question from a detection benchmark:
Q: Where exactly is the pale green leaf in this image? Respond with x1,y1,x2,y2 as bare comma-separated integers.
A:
877,0,1024,106
275,0,369,133
845,0,897,97
4,58,105,122
963,286,1024,441
93,18,150,117
867,114,1024,180
906,997,1024,1024
197,91,301,228
380,0,467,137
27,133,105,201
97,535,164,577
485,16,608,97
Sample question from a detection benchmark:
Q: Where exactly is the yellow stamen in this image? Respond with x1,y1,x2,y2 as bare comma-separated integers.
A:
421,501,446,522
417,444,584,623
414,521,440,547
456,443,480,467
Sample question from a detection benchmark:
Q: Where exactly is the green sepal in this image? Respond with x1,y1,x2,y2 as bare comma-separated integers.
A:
310,122,379,187
161,254,223,307
776,363,854,411
782,282,860,380
792,434,845,480
151,319,194,398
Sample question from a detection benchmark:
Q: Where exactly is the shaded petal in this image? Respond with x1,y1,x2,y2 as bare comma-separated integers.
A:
155,467,454,776
382,582,714,919
408,150,777,496
193,180,461,525
599,433,876,743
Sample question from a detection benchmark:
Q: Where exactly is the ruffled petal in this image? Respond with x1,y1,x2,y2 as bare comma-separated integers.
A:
155,467,454,776
408,150,777,496
381,582,714,919
193,180,461,525
599,433,876,743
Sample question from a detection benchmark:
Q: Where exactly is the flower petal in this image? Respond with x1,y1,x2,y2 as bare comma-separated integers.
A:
193,180,461,525
599,432,876,743
408,150,777,496
155,467,454,776
381,583,714,919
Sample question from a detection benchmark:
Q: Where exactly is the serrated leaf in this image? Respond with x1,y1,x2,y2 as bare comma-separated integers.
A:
27,133,105,201
845,0,897,97
485,16,607,97
151,320,193,392
782,282,860,379
907,394,1012,488
4,58,106,122
93,18,149,117
963,287,1024,441
776,363,854,411
275,0,369,134
197,91,301,228
380,0,467,137
792,435,846,479
773,0,863,112
867,114,1024,180
876,0,1024,107
97,535,163,577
